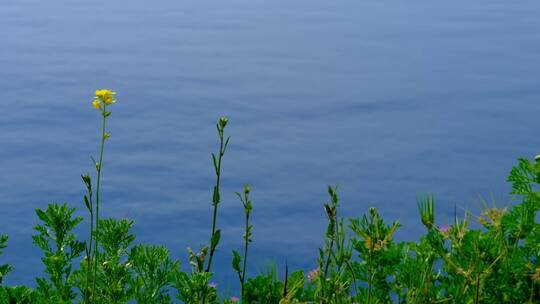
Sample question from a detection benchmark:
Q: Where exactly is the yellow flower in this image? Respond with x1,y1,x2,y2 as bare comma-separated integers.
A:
95,89,116,105
92,99,102,110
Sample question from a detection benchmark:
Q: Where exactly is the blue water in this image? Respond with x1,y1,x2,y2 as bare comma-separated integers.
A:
1,0,540,292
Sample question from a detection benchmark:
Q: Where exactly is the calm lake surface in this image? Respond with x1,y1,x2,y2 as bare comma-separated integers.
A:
1,0,540,289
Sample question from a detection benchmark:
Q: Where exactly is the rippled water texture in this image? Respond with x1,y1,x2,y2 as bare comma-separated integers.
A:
1,0,539,287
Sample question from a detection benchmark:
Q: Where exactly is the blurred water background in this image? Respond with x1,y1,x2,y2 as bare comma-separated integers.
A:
1,0,540,290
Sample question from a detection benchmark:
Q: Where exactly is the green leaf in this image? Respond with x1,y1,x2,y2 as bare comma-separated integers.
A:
223,136,231,153
83,195,91,211
81,174,91,189
212,153,218,174
212,186,220,205
232,250,242,272
211,229,221,250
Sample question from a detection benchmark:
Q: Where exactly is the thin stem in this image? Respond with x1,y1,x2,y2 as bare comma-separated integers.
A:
323,237,334,278
84,189,93,303
241,211,250,296
205,130,224,273
528,274,535,303
345,261,358,296
474,271,481,304
367,272,373,304
92,104,107,298
422,262,433,301
367,215,375,304
236,269,243,295
323,207,336,279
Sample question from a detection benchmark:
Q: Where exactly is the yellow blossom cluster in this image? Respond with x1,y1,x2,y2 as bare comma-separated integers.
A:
92,89,116,110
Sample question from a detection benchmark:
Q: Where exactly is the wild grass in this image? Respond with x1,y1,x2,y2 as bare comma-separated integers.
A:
0,90,538,303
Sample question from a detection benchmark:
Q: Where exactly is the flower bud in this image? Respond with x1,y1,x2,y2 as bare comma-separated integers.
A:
369,207,376,218
81,174,92,188
218,116,229,130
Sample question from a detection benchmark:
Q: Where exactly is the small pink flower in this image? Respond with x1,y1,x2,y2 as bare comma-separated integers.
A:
307,267,321,282
230,296,240,303
439,224,451,234
208,282,218,289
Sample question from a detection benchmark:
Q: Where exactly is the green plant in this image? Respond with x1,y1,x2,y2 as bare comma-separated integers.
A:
232,184,253,300
206,116,230,273
311,186,354,303
173,264,217,304
32,203,85,303
83,89,117,303
129,244,178,304
175,117,230,304
1,92,539,303
0,235,12,285
349,207,402,304
243,264,283,303
80,218,135,304
0,285,35,304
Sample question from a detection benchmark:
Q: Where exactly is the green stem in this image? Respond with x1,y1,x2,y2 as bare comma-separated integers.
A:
346,261,358,296
92,105,107,299
367,271,373,304
323,234,334,278
474,271,481,304
205,130,224,273
529,275,535,303
367,216,375,304
84,190,93,303
241,211,250,296
422,262,433,301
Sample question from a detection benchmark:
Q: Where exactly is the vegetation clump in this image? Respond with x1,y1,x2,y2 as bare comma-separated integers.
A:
0,90,538,303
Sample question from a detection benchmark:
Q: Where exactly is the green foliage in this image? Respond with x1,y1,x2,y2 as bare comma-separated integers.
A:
349,207,402,303
129,244,178,304
32,203,85,303
173,269,217,304
0,286,35,303
395,237,441,303
0,235,13,285
315,186,354,303
231,184,254,300
243,265,283,303
206,116,231,274
1,109,539,303
507,157,540,195
82,218,135,304
417,194,435,230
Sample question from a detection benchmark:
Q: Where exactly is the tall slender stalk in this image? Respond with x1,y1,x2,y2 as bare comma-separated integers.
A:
85,89,116,303
323,239,334,279
87,195,93,298
240,185,252,297
231,185,253,300
241,211,249,285
366,208,376,304
81,174,93,303
474,271,481,304
323,186,338,279
92,105,107,297
205,117,229,273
